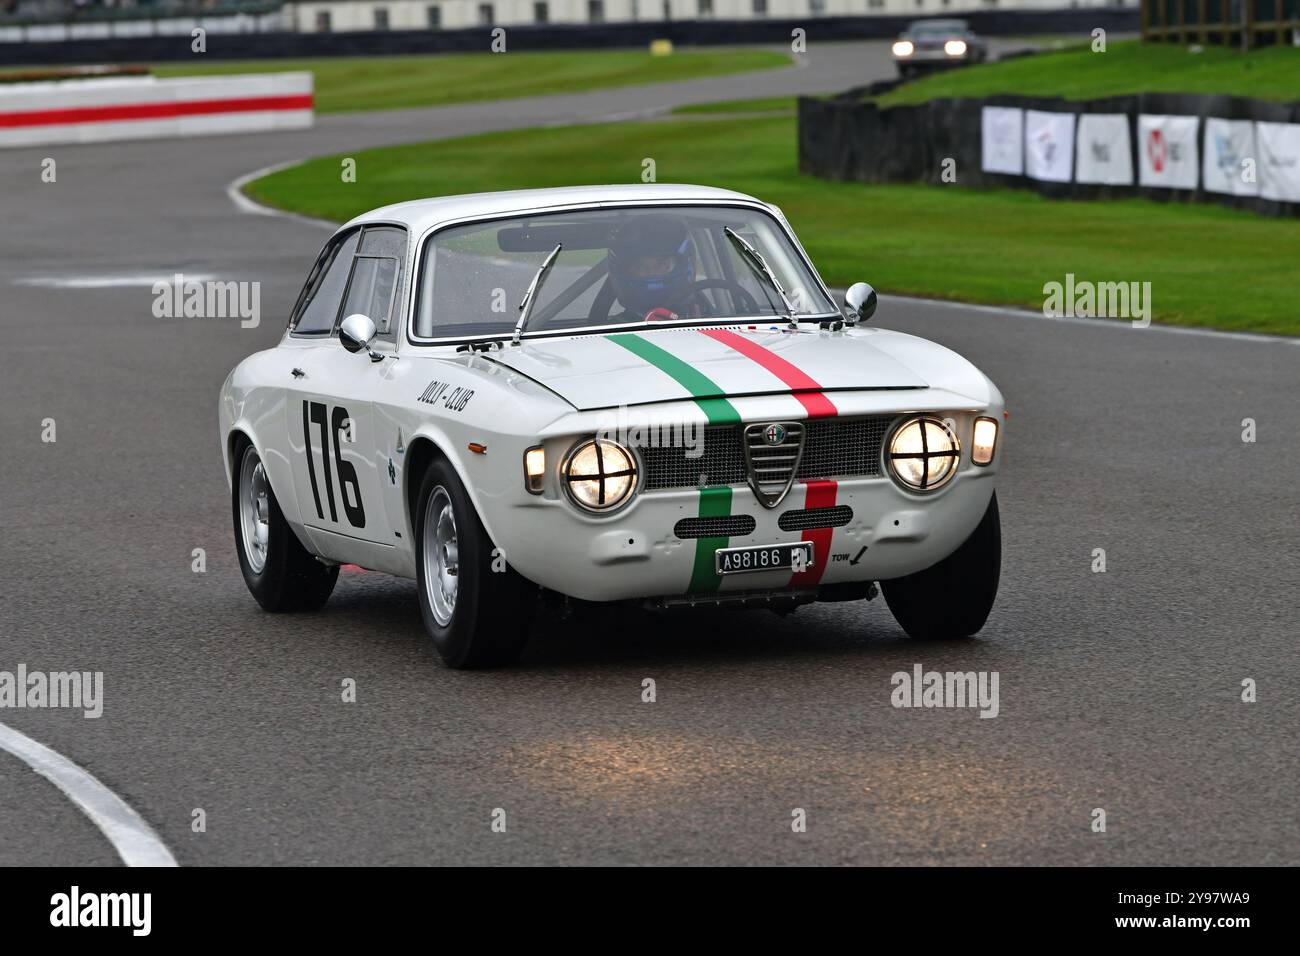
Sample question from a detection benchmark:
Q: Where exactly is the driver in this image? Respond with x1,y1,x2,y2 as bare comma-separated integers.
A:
606,215,698,321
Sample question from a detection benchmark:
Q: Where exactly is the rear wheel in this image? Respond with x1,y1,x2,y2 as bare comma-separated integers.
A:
881,492,1001,640
416,456,536,668
232,439,338,612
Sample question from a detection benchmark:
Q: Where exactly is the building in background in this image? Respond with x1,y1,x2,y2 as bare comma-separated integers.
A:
286,0,1131,34
0,0,1136,41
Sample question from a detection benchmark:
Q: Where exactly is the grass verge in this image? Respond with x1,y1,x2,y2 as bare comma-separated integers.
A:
150,49,791,113
875,39,1300,106
245,112,1299,335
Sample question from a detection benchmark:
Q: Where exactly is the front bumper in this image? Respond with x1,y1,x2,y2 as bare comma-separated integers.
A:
498,465,997,603
896,51,973,64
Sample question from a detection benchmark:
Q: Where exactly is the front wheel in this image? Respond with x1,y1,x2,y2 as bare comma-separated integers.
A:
232,439,338,612
881,492,1001,640
416,457,536,668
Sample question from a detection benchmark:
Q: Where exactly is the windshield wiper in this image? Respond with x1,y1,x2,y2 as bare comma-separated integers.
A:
512,243,562,346
723,227,799,330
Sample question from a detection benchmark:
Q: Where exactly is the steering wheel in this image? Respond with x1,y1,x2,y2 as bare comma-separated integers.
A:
585,277,766,324
667,279,762,318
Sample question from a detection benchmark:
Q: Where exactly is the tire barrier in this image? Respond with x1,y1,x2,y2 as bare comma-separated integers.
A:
798,89,1300,217
0,71,312,148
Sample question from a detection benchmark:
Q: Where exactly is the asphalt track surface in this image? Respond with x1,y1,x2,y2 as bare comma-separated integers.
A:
1,40,1296,867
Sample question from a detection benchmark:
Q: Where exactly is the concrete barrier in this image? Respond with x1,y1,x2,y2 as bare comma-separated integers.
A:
0,71,312,147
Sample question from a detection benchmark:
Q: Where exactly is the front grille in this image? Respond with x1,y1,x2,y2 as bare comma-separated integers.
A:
640,424,747,490
744,421,805,506
798,418,890,481
778,504,854,532
640,416,893,491
673,515,757,539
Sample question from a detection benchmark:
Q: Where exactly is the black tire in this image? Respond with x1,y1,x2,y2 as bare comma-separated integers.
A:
232,437,338,612
415,455,536,669
881,492,1001,640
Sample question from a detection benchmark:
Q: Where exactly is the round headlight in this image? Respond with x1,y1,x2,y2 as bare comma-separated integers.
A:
562,438,638,513
944,39,968,57
886,417,960,492
892,40,914,57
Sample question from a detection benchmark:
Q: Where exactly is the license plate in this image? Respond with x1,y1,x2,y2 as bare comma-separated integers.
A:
715,542,814,576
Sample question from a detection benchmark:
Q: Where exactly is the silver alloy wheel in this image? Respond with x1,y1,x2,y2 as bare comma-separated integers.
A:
423,486,459,627
239,446,271,574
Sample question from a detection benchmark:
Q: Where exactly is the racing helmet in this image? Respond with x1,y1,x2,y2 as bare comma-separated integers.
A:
606,215,696,316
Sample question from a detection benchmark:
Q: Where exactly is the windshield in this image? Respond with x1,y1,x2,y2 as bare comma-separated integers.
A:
911,20,967,36
411,205,837,340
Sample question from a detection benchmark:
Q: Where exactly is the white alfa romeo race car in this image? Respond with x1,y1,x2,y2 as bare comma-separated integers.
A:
219,185,1005,667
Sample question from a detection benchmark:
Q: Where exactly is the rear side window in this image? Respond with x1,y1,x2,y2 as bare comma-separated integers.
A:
291,230,361,335
340,226,406,337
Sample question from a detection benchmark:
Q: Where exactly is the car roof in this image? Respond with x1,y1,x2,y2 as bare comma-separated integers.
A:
341,183,769,234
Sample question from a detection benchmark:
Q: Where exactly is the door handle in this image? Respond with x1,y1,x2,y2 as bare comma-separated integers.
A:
291,368,306,378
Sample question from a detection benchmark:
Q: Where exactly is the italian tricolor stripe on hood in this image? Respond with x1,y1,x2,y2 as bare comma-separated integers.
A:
607,330,841,594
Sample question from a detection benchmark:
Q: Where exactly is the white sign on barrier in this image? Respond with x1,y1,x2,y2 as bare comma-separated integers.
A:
1202,118,1259,196
1138,114,1199,189
1075,114,1133,186
981,106,1024,176
1255,121,1300,202
1024,110,1075,183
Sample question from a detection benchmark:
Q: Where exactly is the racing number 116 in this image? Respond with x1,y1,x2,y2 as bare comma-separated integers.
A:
301,400,366,529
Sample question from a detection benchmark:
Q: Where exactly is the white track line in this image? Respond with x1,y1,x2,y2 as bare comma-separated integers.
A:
0,721,178,867
226,158,337,231
878,293,1300,346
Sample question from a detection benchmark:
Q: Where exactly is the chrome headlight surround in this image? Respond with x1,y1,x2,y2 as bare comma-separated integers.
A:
884,416,961,493
561,437,639,514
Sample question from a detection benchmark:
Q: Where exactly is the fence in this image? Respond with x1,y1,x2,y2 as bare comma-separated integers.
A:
799,89,1300,217
1140,0,1300,47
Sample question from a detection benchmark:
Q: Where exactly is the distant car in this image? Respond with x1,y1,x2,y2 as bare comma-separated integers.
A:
891,19,989,78
219,184,1006,668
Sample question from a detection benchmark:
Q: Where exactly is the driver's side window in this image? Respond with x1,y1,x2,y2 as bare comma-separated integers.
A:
290,230,361,336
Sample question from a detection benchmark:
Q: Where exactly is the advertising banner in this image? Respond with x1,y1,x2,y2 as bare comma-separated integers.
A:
1137,114,1199,189
1024,109,1075,183
1255,121,1300,202
1075,113,1134,185
1202,118,1259,196
981,106,1024,176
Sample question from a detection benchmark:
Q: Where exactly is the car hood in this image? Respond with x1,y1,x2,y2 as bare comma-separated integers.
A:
485,325,929,411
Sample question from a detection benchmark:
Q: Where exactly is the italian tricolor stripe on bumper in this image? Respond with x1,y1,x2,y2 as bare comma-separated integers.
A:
790,480,837,588
689,487,733,594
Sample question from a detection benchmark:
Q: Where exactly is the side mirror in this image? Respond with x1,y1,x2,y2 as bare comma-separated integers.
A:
339,313,381,361
843,282,877,324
